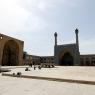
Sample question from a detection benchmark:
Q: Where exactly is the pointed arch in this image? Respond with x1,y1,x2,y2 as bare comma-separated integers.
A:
59,52,74,66
2,40,19,66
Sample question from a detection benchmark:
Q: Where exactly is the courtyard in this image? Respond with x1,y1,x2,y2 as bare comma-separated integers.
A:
3,66,95,81
0,66,95,95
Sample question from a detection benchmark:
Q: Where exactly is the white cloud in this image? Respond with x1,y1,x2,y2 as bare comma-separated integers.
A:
0,0,94,55
0,0,30,34
0,0,80,34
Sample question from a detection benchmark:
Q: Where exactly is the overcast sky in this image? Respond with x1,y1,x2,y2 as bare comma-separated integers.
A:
0,0,95,56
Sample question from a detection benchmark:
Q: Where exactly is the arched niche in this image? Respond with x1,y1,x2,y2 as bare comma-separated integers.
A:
2,40,19,66
59,52,74,66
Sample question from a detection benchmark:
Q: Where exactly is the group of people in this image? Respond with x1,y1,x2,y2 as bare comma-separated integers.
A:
29,62,42,70
34,65,41,70
25,65,42,71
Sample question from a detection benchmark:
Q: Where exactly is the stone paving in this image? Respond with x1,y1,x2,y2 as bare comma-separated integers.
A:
0,74,95,95
4,66,95,82
1,66,95,95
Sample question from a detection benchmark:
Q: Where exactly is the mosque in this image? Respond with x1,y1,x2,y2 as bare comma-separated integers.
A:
54,29,80,66
54,29,95,66
0,29,95,66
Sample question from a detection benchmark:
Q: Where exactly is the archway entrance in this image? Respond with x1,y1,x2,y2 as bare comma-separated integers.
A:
2,40,19,66
59,52,74,66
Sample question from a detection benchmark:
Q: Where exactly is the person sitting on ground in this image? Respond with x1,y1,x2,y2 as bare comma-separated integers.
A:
25,67,30,71
38,65,41,70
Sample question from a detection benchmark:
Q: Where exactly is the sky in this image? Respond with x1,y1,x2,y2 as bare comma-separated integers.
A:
0,0,95,56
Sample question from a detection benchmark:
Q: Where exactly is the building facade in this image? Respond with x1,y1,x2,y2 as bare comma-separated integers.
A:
53,29,95,66
0,33,24,66
23,29,95,66
41,56,54,64
54,29,80,66
23,52,32,65
80,54,95,66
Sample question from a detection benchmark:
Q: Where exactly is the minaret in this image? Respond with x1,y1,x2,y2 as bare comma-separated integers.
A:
75,28,79,51
75,28,80,65
54,32,58,65
54,32,57,46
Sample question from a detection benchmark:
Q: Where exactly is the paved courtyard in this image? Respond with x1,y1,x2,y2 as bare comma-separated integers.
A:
0,66,95,95
0,74,95,95
4,66,95,81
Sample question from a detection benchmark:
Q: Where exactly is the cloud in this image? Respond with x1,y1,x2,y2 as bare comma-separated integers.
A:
0,0,94,56
0,0,29,34
0,0,80,34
